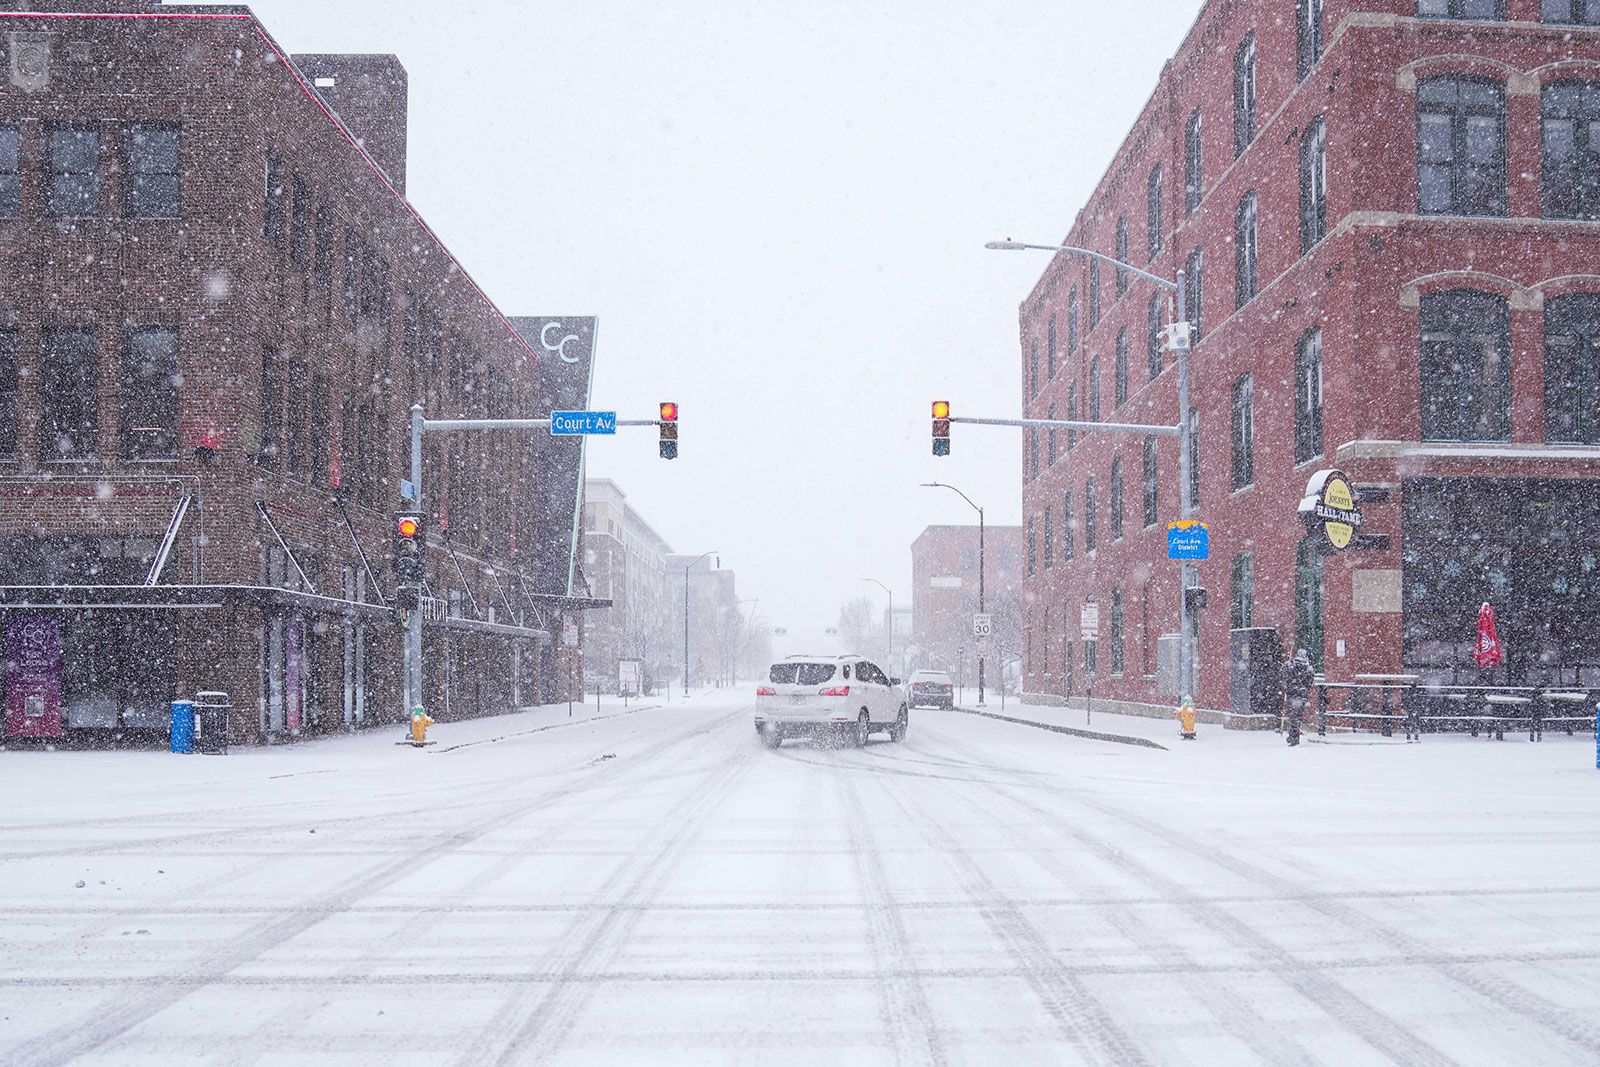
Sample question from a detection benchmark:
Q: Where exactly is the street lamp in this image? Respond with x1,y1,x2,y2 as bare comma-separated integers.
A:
859,578,894,678
683,550,718,695
986,237,1197,706
921,482,986,707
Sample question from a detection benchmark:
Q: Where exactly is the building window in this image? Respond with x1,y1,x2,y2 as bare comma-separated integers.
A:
1029,342,1039,400
1184,249,1204,342
1296,539,1325,670
1029,426,1039,480
285,358,310,478
1044,506,1054,568
1047,315,1057,378
1233,34,1256,158
1067,384,1079,450
1089,261,1101,328
127,123,179,218
1544,294,1600,443
1542,81,1600,220
1185,109,1203,214
0,329,16,456
1296,328,1324,462
1187,410,1200,509
1544,0,1600,22
264,154,286,245
1085,635,1097,678
259,343,284,468
1068,287,1080,352
1297,0,1324,81
1419,0,1504,17
1084,475,1098,552
1089,358,1102,422
1062,491,1075,561
1418,76,1507,217
1142,438,1158,528
1420,290,1510,441
121,327,179,461
1110,456,1125,541
0,127,17,216
309,373,330,484
1231,374,1254,490
1114,329,1129,407
41,326,99,461
1300,117,1328,251
1048,404,1058,464
1235,191,1258,309
1110,588,1125,675
47,127,99,217
1115,216,1130,295
314,204,333,287
1147,292,1164,380
1027,517,1037,576
1147,166,1165,262
290,174,310,268
1231,553,1255,629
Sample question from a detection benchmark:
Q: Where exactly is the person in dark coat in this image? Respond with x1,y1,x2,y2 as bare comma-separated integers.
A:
1280,648,1314,747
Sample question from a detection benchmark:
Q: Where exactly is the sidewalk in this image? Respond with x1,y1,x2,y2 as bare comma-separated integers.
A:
937,700,1213,750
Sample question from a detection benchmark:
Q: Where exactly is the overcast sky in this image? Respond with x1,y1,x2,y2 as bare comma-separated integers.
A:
248,0,1205,641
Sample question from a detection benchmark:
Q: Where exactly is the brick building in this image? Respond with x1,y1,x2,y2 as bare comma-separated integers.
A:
909,524,1023,686
1017,0,1600,718
0,2,601,744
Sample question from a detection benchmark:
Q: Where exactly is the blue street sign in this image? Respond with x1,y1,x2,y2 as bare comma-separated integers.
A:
1167,520,1210,561
399,479,418,502
551,411,617,435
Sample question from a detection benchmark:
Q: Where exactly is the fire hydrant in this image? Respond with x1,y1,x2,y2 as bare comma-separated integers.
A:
409,705,434,746
1175,700,1197,740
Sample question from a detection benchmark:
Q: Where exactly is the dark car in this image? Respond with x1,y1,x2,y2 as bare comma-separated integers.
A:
906,669,954,709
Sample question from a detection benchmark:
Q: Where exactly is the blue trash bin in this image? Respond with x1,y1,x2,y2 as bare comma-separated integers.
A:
170,699,195,753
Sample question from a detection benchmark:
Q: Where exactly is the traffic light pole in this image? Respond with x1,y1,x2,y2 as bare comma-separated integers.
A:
982,238,1198,709
404,402,671,717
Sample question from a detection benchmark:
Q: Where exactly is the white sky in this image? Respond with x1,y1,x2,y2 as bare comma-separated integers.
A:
246,0,1205,635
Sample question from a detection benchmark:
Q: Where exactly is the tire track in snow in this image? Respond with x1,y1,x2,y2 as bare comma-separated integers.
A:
2,702,741,1067
836,772,948,1067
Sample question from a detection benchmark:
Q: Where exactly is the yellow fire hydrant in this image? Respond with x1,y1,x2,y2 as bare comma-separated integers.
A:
1175,700,1197,740
409,705,434,746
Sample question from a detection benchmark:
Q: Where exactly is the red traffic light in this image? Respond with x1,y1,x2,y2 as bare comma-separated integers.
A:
659,402,679,422
396,515,420,538
932,400,950,419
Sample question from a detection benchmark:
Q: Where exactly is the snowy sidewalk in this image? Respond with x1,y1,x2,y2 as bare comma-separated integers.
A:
937,698,1237,750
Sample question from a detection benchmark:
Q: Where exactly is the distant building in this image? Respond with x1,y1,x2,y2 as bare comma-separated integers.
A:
0,2,602,745
583,479,674,693
1014,0,1600,716
910,525,1023,688
666,556,740,688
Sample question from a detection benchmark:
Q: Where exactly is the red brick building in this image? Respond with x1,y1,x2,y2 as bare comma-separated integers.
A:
0,2,599,744
910,524,1023,687
1017,0,1600,719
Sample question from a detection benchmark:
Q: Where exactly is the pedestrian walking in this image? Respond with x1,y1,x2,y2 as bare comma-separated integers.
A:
1280,648,1314,747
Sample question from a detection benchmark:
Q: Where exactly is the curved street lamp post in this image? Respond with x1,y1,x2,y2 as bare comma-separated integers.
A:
921,482,986,707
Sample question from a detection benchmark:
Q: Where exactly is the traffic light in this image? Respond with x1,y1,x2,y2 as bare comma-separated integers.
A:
393,513,424,586
932,400,951,456
659,401,678,460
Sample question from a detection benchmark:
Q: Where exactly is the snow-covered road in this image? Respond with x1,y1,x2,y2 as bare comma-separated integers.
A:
3,692,1600,1065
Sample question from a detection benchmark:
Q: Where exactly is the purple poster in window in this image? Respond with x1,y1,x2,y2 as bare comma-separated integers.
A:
285,619,303,733
5,617,63,738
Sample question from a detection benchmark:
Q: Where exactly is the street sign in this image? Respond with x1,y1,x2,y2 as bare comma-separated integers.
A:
1080,602,1100,641
562,616,579,647
399,478,418,502
972,613,992,638
551,410,617,435
618,658,642,696
1167,520,1210,560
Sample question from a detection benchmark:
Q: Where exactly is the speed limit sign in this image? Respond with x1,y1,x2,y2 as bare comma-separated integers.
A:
972,613,992,638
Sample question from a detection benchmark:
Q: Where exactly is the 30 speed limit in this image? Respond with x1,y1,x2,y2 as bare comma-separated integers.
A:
972,613,992,638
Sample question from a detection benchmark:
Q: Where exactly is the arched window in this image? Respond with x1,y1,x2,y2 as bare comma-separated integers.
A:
1297,0,1324,81
1084,476,1098,552
1544,294,1600,443
1147,165,1164,259
1185,109,1203,214
1418,76,1507,217
1544,0,1600,23
1046,315,1057,378
1147,292,1164,380
1115,328,1129,407
1419,0,1504,18
1110,456,1125,541
1234,34,1256,158
1420,289,1510,441
1542,81,1600,220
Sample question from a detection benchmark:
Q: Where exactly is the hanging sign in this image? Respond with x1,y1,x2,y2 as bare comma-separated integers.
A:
1299,468,1363,549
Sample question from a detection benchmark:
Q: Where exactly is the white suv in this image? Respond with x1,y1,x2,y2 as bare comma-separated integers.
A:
754,654,908,749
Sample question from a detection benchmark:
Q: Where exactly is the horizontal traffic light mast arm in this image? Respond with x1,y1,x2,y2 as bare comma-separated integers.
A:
949,415,1181,438
419,416,667,431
